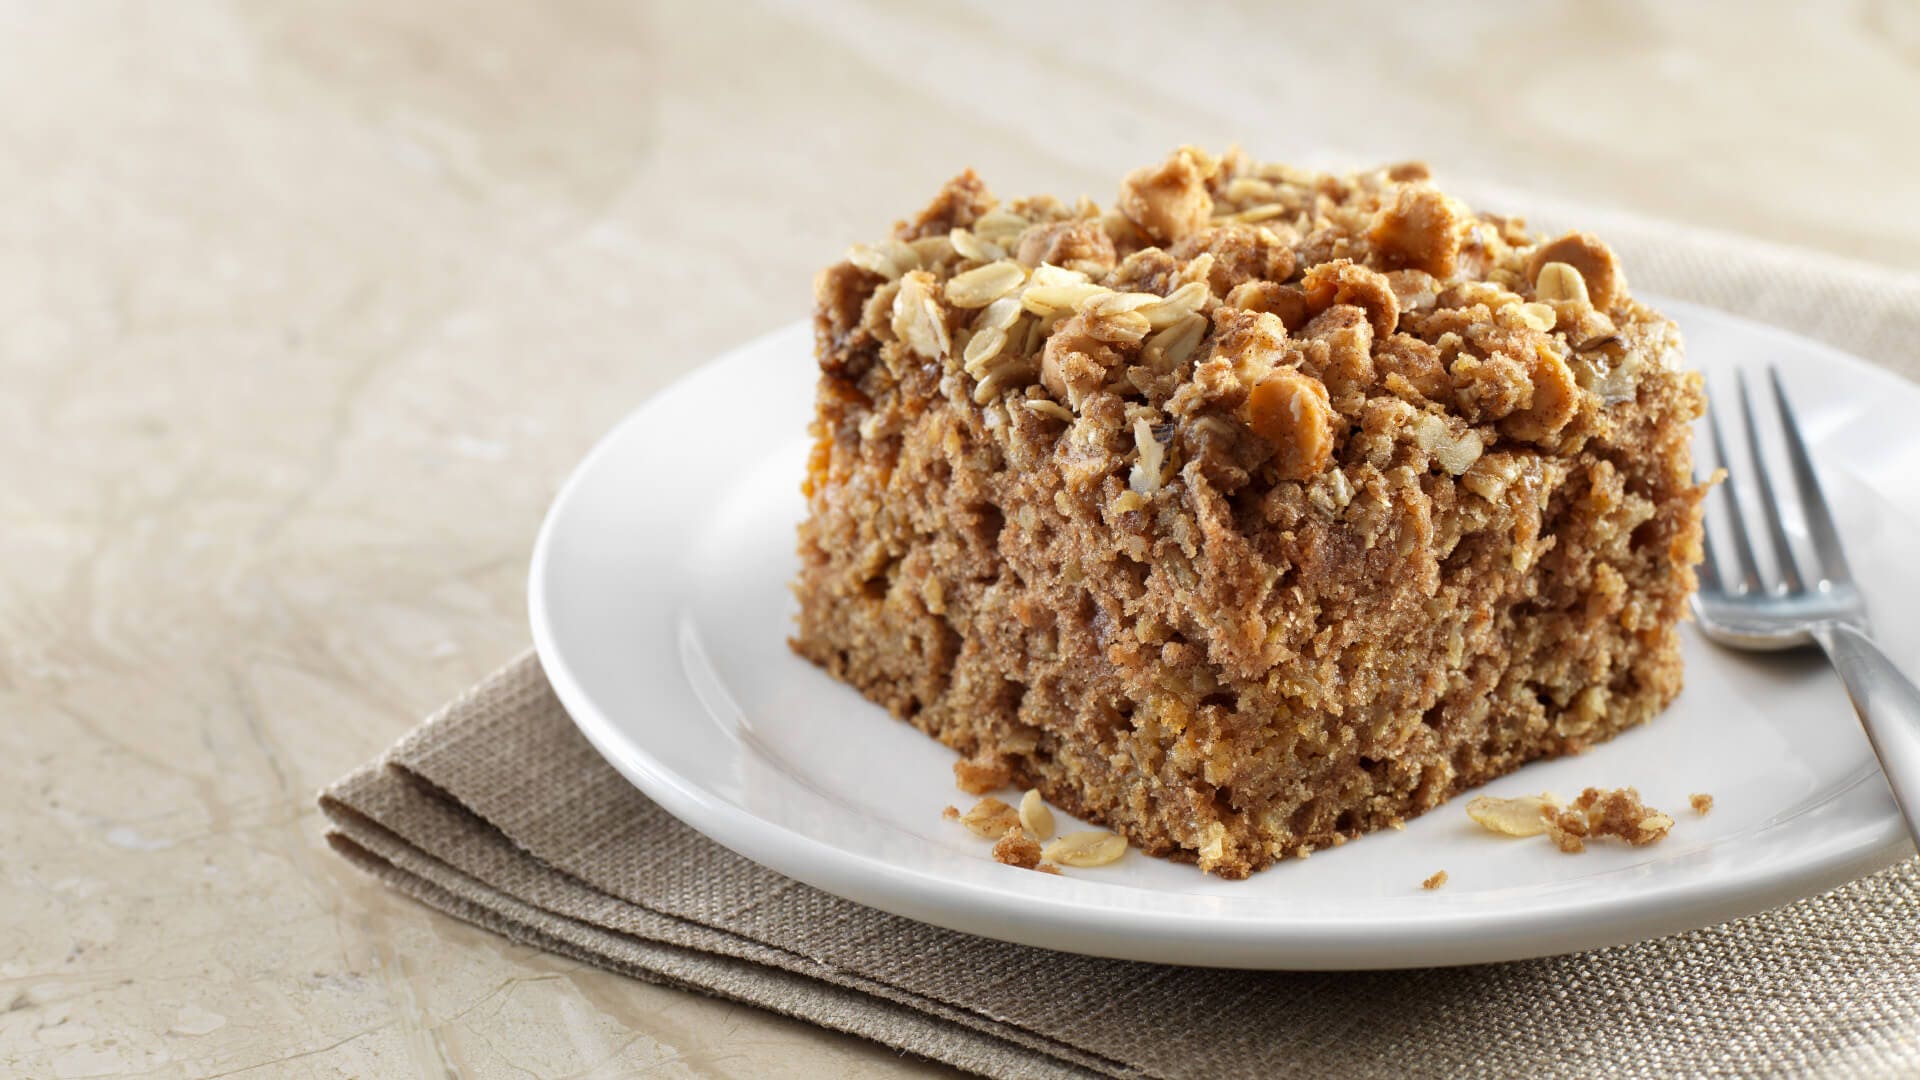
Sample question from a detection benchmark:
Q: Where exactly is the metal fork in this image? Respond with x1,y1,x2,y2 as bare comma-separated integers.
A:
1693,367,1920,843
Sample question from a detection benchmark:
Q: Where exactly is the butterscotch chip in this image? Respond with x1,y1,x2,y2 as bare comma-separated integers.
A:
1529,232,1624,310
1690,793,1714,815
1421,870,1448,891
1367,184,1466,278
952,755,1012,795
959,797,1021,839
992,825,1043,869
1246,368,1334,480
1300,259,1400,339
1501,344,1579,443
1117,150,1214,243
1224,279,1300,322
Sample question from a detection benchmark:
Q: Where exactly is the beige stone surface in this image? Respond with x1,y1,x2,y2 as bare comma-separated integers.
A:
2,1,1914,1076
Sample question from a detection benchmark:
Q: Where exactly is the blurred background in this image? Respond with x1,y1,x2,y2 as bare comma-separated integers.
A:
4,2,1917,1076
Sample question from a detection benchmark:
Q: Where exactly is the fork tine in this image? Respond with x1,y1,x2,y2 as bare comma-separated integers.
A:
1697,526,1725,595
1737,368,1805,594
1767,367,1852,587
1707,397,1765,593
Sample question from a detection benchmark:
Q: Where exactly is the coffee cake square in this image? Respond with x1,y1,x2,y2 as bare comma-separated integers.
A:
793,149,1706,877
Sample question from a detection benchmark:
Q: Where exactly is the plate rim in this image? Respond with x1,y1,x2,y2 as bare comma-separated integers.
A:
529,298,1915,969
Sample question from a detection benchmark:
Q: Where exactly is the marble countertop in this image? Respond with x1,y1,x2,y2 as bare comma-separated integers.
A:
4,2,1915,1076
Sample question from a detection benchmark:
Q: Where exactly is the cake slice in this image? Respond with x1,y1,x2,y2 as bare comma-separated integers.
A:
792,149,1707,877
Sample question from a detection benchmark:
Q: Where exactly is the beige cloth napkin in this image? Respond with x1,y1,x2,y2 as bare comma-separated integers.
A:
322,207,1920,1080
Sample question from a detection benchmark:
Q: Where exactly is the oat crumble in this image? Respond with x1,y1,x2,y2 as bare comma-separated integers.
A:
958,797,1021,839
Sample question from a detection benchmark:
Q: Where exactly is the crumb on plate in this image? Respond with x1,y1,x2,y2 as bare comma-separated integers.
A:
1465,787,1674,853
958,797,1021,839
992,825,1043,869
1545,787,1673,854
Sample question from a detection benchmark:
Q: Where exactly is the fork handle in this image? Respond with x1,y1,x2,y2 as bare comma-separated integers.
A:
1815,623,1920,842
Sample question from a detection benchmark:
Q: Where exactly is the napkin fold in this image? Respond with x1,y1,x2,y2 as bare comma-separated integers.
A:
324,655,1920,1079
323,203,1920,1080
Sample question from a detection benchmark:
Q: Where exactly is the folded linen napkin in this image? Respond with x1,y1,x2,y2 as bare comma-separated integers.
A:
322,205,1920,1080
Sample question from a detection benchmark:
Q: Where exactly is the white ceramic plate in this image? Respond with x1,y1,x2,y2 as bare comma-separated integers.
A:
530,299,1920,969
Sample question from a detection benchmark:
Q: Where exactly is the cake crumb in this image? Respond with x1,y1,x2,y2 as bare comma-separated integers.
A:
1689,792,1713,815
1546,787,1673,853
1422,870,1448,891
953,755,1012,795
992,825,1043,869
941,805,960,821
1034,862,1062,875
1545,811,1589,854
